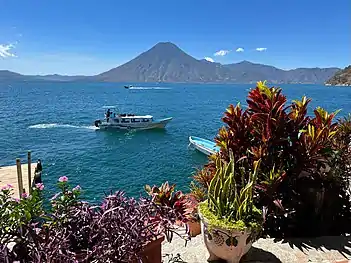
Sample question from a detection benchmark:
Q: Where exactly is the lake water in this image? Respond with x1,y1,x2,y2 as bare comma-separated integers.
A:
1,82,351,202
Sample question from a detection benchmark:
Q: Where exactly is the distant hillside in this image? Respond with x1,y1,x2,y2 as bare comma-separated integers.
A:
95,42,340,84
0,70,31,81
33,74,87,82
0,42,341,84
326,65,351,86
0,71,87,82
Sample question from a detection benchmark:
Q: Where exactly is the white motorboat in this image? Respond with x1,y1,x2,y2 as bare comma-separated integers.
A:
94,106,172,130
189,136,220,156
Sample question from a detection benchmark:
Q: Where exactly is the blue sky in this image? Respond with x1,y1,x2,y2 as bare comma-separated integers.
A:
0,0,350,75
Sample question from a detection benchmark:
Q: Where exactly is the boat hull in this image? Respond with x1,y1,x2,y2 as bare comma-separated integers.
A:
189,136,220,156
96,117,172,130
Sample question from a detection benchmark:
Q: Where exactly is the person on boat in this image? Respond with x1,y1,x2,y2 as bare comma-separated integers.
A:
34,167,42,184
106,109,111,122
36,159,42,172
106,109,111,118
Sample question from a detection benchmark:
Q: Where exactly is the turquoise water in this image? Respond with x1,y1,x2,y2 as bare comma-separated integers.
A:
1,82,351,202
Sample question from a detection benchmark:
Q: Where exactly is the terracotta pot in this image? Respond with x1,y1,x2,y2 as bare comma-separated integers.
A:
131,235,165,263
187,221,201,237
175,219,183,226
199,212,259,263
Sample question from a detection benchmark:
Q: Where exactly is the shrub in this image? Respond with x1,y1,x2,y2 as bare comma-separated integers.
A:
144,181,189,223
193,81,351,237
0,178,189,262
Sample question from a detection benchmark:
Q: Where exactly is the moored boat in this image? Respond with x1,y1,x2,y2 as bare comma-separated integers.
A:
189,136,220,156
94,106,172,130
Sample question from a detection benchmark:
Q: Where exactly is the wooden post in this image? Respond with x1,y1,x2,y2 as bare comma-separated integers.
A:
16,158,24,197
28,151,32,194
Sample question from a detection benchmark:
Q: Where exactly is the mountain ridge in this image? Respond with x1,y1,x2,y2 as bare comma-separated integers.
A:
326,65,351,86
0,42,341,84
95,43,340,84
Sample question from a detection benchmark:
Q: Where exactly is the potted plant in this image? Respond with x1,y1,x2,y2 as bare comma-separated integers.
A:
145,181,189,226
0,178,187,263
183,193,201,237
95,191,175,263
198,152,263,263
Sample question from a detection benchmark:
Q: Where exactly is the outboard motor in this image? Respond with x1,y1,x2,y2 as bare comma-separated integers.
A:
94,120,101,127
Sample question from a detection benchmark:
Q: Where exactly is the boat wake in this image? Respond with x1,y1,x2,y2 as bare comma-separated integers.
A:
28,123,98,130
128,86,170,90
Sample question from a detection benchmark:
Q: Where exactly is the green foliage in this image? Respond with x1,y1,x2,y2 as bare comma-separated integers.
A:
0,185,44,242
205,151,262,228
199,202,262,232
189,181,207,201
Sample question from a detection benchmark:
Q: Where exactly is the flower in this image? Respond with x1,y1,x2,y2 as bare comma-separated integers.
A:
1,184,14,191
35,183,44,191
58,176,68,182
21,192,29,199
72,185,81,191
12,197,20,203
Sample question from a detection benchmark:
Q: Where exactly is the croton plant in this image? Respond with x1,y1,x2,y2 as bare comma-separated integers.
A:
145,181,200,223
191,81,351,237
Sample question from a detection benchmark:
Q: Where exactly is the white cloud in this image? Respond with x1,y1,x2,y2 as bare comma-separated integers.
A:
0,44,16,58
204,57,214,63
256,47,267,52
236,48,244,52
214,50,230,56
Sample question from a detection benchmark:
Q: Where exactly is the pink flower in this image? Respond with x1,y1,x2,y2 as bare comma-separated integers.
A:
21,192,29,199
72,185,81,191
35,183,44,191
12,197,20,203
58,176,68,182
1,184,14,191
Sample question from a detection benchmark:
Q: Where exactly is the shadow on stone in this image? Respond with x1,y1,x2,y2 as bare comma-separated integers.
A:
241,247,283,263
163,253,188,263
272,236,351,258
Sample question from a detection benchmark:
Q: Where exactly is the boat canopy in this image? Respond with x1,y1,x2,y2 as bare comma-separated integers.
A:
102,105,118,109
119,114,153,119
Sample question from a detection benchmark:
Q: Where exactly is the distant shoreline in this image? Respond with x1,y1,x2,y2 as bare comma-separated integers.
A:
0,79,337,85
325,83,351,87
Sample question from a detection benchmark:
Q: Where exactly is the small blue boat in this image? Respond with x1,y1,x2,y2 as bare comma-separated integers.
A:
189,136,220,156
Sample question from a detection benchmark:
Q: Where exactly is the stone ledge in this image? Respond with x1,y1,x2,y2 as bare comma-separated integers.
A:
162,235,351,263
